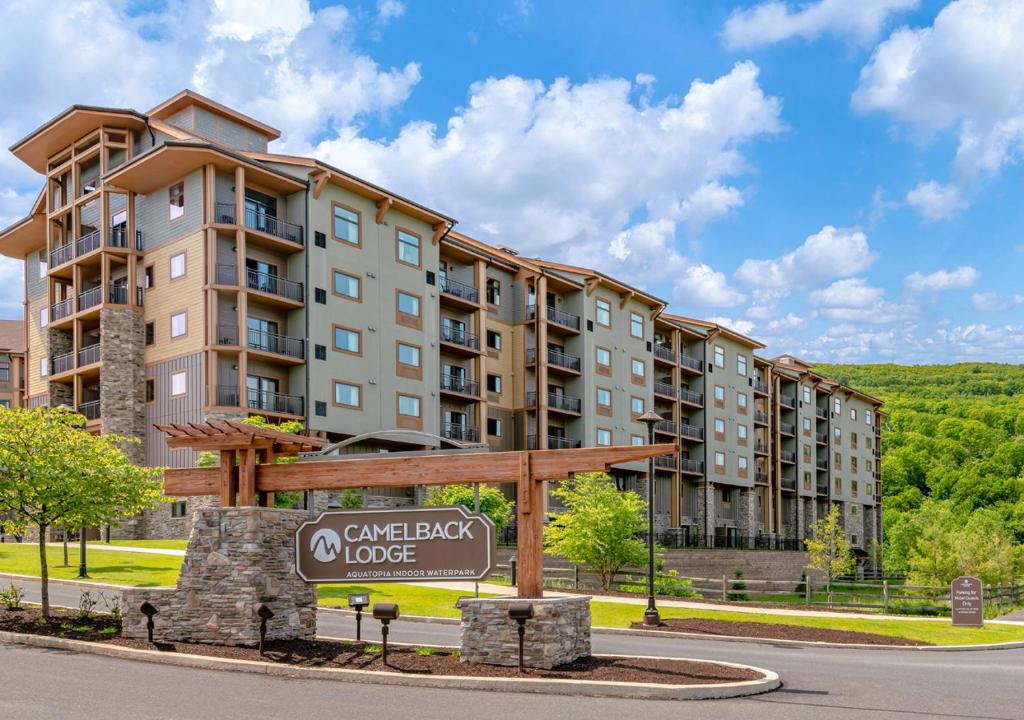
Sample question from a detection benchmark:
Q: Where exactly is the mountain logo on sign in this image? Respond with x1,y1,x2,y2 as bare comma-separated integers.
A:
310,528,342,562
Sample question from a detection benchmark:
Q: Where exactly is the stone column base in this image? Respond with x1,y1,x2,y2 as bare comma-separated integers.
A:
121,508,316,646
459,596,591,669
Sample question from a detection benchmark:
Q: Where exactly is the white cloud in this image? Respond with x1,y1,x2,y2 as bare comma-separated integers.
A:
722,0,918,50
809,278,883,308
209,0,314,44
905,181,967,222
936,323,1024,359
970,292,1023,312
377,0,406,24
809,278,914,325
734,225,876,291
904,265,979,292
674,264,747,309
706,316,756,337
0,256,23,318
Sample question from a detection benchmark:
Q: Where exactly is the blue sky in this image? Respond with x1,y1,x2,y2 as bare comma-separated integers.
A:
0,0,1021,363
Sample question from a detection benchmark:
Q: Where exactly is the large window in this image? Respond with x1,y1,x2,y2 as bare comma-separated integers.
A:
333,326,361,355
714,385,725,403
596,387,612,408
714,345,725,368
629,311,643,339
487,417,502,437
397,291,420,317
334,381,361,408
486,330,502,350
396,229,421,267
738,456,748,471
398,342,420,368
596,298,611,326
737,392,747,410
168,181,185,220
803,386,812,403
715,451,726,469
714,418,725,436
170,370,187,396
738,424,748,441
596,347,611,368
631,358,645,378
332,204,360,245
170,252,186,280
170,311,187,338
398,394,421,418
737,354,747,376
834,397,841,414
486,278,501,305
487,374,502,394
332,270,361,300
596,428,612,446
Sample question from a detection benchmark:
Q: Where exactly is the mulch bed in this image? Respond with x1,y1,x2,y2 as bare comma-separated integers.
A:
0,606,120,641
632,617,927,646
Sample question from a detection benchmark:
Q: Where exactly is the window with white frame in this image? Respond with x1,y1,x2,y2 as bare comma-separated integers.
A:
40,357,48,377
631,358,645,377
170,370,187,396
398,394,421,418
834,397,841,414
803,386,811,403
631,435,644,446
714,345,725,367
170,311,187,338
170,252,186,280
715,418,725,435
398,342,420,368
39,307,47,328
715,451,726,468
596,428,612,446
738,424,748,440
397,229,420,266
169,181,185,220
737,392,747,409
596,298,611,326
737,354,747,376
596,347,610,368
334,382,360,408
596,387,612,407
738,456,748,471
629,311,643,338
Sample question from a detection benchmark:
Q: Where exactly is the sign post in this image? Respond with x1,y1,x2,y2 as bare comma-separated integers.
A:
951,576,984,627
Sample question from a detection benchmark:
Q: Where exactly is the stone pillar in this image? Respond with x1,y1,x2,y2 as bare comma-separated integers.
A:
795,497,805,542
736,488,758,548
695,481,716,545
459,596,591,669
47,328,74,408
121,508,317,646
802,497,817,539
100,308,146,464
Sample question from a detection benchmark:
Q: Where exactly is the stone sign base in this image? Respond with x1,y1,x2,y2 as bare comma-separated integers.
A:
459,596,591,669
122,508,316,646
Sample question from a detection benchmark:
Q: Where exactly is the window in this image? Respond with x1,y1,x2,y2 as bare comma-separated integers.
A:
39,254,47,279
487,374,502,394
170,252,186,280
396,228,421,267
397,291,420,317
630,311,643,338
332,270,361,300
834,427,842,442
332,203,360,245
738,424,748,440
398,394,421,417
737,354,747,376
715,418,725,436
596,428,612,446
737,392,747,410
738,456,748,471
596,388,612,408
631,358,645,378
169,181,185,220
803,444,812,461
834,398,841,414
866,482,873,496
170,500,187,519
170,370,187,396
486,330,502,350
144,265,154,289
835,478,843,493
40,357,48,377
631,435,645,446
334,382,361,408
0,363,8,383
851,431,858,449
834,451,842,468
715,451,726,468
803,386,811,403
596,298,611,326
333,326,361,355
39,307,47,328
398,342,420,367
315,344,327,360
803,417,811,433
714,385,725,403
486,278,501,305
145,322,154,346
850,408,857,421
487,417,502,437
631,397,644,416
851,457,858,473
596,347,611,368
142,378,154,403
866,436,873,450
866,409,873,426
852,480,859,497
714,345,725,368
315,288,327,304
170,311,187,338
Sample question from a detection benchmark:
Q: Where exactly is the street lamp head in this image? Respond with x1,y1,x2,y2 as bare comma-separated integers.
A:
636,410,663,428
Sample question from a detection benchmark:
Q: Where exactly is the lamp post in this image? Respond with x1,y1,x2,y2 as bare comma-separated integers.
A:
636,409,664,627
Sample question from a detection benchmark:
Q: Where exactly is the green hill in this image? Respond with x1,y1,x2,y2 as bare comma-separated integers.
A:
812,363,1024,583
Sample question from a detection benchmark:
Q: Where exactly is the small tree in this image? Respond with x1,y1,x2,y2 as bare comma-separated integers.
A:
425,484,514,531
340,489,364,509
0,408,164,619
543,472,648,591
727,569,749,601
805,505,855,604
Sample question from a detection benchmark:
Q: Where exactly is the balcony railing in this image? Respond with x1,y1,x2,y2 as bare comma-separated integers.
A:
216,385,240,407
440,324,480,351
679,388,703,406
78,286,102,312
754,380,769,395
654,345,676,363
108,285,130,305
49,242,73,268
78,343,100,367
654,381,676,399
527,435,581,450
50,298,73,323
527,391,582,414
654,456,676,469
77,400,100,421
655,420,676,434
526,304,581,331
779,394,796,409
439,276,479,304
442,423,480,443
51,351,74,375
755,441,769,455
679,423,704,441
779,421,795,436
817,480,829,495
247,388,304,416
247,328,304,359
781,476,796,491
216,264,238,286
816,459,829,471
76,230,100,257
754,410,769,425
780,450,796,464
755,471,769,484
216,324,239,346
109,226,143,250
815,406,828,419
246,269,304,303
680,458,704,474
679,354,703,373
525,346,581,372
440,373,479,397
216,203,304,245
815,432,828,444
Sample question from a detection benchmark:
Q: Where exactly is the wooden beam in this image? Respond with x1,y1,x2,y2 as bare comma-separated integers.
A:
431,222,446,246
238,448,256,506
311,170,329,200
619,290,634,310
375,197,392,224
164,436,274,451
219,451,236,508
527,443,676,481
516,453,544,598
585,277,599,296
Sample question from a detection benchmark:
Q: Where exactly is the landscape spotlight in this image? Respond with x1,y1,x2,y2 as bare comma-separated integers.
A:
257,604,274,655
139,601,158,644
373,603,400,665
348,593,370,641
507,601,534,673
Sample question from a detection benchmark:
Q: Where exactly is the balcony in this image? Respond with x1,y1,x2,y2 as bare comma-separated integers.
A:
680,458,704,475
817,480,829,496
779,394,796,410
754,441,769,456
247,388,304,416
439,276,479,306
525,346,581,373
780,450,796,464
654,420,676,435
679,388,703,407
216,385,240,407
754,410,769,426
77,343,100,368
679,423,704,442
527,435,581,450
654,344,676,364
526,304,580,332
440,324,481,353
654,381,676,399
215,324,239,346
108,226,143,251
815,406,828,420
216,203,304,246
781,476,796,491
654,456,676,470
77,399,100,422
246,269,304,304
77,286,102,312
442,423,480,443
247,328,304,360
50,298,73,323
76,230,100,258
815,432,828,445
755,471,769,485
779,421,795,436
816,459,829,471
527,391,582,415
107,285,133,305
440,373,480,398
679,354,703,374
753,380,769,396
51,351,74,375
49,241,74,268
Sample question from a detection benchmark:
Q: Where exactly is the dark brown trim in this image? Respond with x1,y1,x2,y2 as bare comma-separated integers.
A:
396,392,423,431
396,340,423,381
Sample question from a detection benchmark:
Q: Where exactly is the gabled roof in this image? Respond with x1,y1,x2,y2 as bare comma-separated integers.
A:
662,314,765,349
9,105,149,173
523,257,667,310
0,188,46,258
148,89,281,141
0,320,26,353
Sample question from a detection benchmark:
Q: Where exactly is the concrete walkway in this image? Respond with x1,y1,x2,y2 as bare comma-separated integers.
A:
46,543,186,557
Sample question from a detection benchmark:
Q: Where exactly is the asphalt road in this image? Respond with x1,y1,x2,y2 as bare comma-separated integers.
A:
5,577,1024,719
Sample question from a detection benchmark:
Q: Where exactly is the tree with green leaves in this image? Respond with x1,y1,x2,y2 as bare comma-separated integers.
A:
805,505,855,603
543,472,648,591
0,407,164,619
425,484,513,530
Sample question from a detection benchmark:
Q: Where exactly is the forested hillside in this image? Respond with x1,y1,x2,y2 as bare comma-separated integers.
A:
813,363,1024,584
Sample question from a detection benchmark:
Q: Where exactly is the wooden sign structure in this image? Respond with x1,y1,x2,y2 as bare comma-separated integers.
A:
157,420,675,598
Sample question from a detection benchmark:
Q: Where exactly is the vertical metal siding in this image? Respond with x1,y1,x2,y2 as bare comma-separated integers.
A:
145,352,204,468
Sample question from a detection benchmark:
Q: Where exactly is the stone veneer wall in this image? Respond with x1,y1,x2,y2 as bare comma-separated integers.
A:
122,508,317,645
694,481,715,542
459,596,591,669
736,488,758,547
46,328,73,407
843,501,866,549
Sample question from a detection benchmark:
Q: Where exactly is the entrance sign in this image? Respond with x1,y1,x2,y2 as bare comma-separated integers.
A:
295,506,495,583
951,576,984,627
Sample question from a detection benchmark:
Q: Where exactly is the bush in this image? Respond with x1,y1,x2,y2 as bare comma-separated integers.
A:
727,569,749,601
78,590,97,619
0,582,24,610
622,569,700,598
415,646,435,656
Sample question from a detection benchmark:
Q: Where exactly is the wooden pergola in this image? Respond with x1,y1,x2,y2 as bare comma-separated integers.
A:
159,422,675,598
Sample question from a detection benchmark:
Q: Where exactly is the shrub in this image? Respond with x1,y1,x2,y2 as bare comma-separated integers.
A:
622,569,700,598
415,646,435,657
727,569,749,601
78,590,97,619
0,582,24,610
363,644,382,655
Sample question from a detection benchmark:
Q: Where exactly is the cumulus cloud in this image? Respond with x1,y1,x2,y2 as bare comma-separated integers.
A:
706,316,756,337
905,181,967,222
904,265,979,292
970,292,1024,312
809,278,914,325
809,278,883,308
722,0,918,50
675,264,747,309
734,225,877,291
377,0,406,24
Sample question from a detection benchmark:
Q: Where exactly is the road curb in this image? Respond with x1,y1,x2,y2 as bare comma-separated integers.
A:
0,572,135,590
0,630,780,701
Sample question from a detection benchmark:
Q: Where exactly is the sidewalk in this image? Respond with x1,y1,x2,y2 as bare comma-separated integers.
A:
45,543,185,557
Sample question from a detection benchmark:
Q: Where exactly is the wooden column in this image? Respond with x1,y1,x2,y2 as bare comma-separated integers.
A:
238,447,256,506
219,450,237,508
257,447,275,507
235,166,247,407
515,452,544,598
535,275,549,448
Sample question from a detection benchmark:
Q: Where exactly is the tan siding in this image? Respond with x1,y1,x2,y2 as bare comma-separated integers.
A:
143,230,207,365
26,295,47,394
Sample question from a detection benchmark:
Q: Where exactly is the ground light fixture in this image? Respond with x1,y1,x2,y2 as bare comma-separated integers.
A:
139,601,158,643
257,604,274,655
507,601,534,673
636,409,665,628
372,603,399,665
348,593,370,641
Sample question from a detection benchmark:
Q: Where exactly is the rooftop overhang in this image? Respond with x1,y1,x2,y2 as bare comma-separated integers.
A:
310,161,455,227
148,89,281,141
0,189,46,258
10,106,149,174
104,142,307,196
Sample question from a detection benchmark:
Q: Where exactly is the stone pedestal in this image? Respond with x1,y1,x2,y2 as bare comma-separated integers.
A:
122,508,316,646
459,596,591,669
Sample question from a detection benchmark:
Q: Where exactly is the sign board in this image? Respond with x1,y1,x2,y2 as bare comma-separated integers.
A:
951,576,984,627
295,506,495,583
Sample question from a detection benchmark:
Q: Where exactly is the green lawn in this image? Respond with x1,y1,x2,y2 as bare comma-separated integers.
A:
319,583,497,618
0,543,181,586
87,539,188,551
